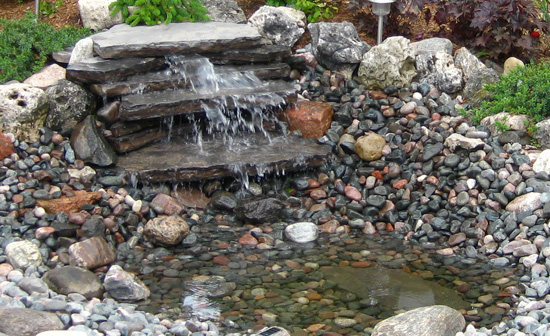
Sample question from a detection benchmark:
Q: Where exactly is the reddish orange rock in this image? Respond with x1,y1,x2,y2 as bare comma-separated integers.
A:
392,179,408,189
351,261,372,268
35,227,56,240
0,132,14,160
307,324,326,332
238,233,258,246
369,90,388,99
213,255,231,265
37,190,101,214
0,263,14,277
306,292,322,300
371,170,383,180
283,100,334,139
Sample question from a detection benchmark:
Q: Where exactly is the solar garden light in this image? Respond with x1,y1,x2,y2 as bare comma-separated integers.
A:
369,0,395,45
35,0,40,20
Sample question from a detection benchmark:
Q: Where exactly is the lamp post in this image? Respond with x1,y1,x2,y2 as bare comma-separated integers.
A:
35,0,40,20
369,0,395,45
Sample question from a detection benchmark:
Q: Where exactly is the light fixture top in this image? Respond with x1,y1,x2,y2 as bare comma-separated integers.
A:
368,0,396,3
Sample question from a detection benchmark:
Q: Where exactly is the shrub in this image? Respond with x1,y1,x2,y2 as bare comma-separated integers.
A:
353,0,549,60
109,0,210,26
472,60,550,123
266,0,337,22
0,13,92,83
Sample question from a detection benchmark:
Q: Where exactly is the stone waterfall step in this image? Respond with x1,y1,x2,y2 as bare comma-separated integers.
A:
92,22,264,59
117,133,333,182
89,63,291,97
119,80,297,121
66,57,167,84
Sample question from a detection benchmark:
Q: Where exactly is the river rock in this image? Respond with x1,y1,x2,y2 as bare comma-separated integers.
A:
454,47,487,82
503,57,525,76
103,265,150,302
42,266,103,299
150,193,185,216
372,305,465,336
248,6,305,48
0,83,49,143
285,222,319,243
534,119,550,148
462,67,500,108
0,131,14,160
144,216,190,246
37,190,101,214
5,241,43,270
23,64,66,89
0,308,64,336
309,21,370,79
358,36,416,89
68,236,116,269
444,133,484,151
235,197,285,223
506,192,542,212
533,149,550,175
283,100,334,138
70,115,118,166
45,80,96,134
355,132,386,161
202,0,246,23
78,0,123,31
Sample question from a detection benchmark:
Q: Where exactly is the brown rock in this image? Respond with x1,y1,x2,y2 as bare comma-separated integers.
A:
37,190,101,214
354,132,386,161
0,132,14,160
35,227,56,240
238,233,258,246
448,232,467,246
213,255,231,265
318,219,339,233
68,236,116,269
344,185,362,202
23,64,66,89
370,90,387,99
505,192,542,212
171,187,210,210
351,261,372,268
150,193,185,216
309,188,327,200
0,263,14,277
283,100,334,138
143,216,189,246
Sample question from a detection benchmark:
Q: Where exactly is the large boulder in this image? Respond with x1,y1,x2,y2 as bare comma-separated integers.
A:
358,36,415,89
0,83,49,143
309,21,370,79
371,305,465,336
248,6,305,47
103,265,150,302
411,37,453,56
454,47,500,107
42,266,103,299
78,0,123,31
45,79,96,135
413,38,463,93
480,112,529,136
433,52,463,93
143,215,190,246
201,0,246,23
23,64,66,89
0,308,64,336
70,115,118,166
534,119,550,148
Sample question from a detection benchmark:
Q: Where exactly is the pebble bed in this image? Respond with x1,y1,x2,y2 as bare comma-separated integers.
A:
2,63,550,336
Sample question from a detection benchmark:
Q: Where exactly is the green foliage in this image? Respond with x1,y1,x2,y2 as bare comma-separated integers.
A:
265,0,337,22
40,0,64,16
109,0,210,26
0,13,92,83
534,0,550,22
494,119,511,133
473,61,550,123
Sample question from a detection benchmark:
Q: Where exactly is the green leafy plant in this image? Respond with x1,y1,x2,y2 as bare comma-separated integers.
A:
266,0,337,22
109,0,210,26
494,119,511,133
534,0,550,22
40,0,63,16
473,60,550,123
0,13,92,83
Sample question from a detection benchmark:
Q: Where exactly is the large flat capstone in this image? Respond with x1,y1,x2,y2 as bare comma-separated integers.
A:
117,133,332,182
92,22,264,59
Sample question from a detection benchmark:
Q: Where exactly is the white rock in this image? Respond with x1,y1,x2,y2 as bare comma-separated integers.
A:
285,222,319,243
69,38,94,65
533,149,550,174
5,240,43,269
78,0,123,31
444,133,484,151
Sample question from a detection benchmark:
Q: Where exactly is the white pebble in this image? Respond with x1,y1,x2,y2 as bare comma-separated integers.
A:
125,194,135,207
412,92,423,100
132,200,142,213
33,207,46,218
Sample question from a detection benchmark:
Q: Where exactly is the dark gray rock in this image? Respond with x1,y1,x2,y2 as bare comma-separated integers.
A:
235,197,285,223
81,215,106,238
371,305,465,336
42,265,103,300
202,0,246,23
0,308,64,336
70,115,118,166
45,80,96,135
104,265,150,302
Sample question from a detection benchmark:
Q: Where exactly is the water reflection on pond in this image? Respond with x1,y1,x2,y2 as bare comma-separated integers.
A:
129,225,520,334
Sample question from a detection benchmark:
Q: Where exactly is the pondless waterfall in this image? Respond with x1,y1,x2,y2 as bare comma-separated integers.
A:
66,22,332,183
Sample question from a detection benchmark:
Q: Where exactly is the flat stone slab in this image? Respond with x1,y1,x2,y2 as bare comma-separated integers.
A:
117,133,332,182
119,80,296,120
92,22,264,59
89,63,290,97
66,57,166,84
